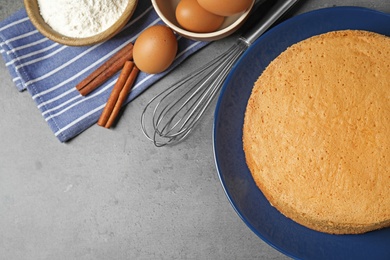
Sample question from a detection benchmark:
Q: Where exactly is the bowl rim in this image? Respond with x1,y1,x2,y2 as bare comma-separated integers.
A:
151,0,254,41
24,0,138,46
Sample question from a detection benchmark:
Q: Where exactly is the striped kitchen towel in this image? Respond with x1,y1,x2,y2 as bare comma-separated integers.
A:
0,1,208,142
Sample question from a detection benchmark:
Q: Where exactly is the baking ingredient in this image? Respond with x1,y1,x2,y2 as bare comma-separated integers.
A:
76,42,134,96
37,0,128,38
197,0,252,16
176,0,225,33
133,25,178,74
98,61,139,128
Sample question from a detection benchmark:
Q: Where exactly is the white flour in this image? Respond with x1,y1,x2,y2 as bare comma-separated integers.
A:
37,0,128,38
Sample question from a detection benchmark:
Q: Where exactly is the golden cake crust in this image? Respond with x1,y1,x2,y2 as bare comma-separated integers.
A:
243,30,390,234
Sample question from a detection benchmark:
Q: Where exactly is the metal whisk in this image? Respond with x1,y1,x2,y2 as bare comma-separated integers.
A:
141,0,300,147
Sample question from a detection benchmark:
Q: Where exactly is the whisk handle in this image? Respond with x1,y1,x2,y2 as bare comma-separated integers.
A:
241,0,301,45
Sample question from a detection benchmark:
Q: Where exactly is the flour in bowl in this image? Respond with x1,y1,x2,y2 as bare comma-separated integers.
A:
38,0,128,38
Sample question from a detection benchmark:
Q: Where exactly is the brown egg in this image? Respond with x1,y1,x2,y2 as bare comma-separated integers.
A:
176,0,225,33
133,25,178,74
197,0,252,16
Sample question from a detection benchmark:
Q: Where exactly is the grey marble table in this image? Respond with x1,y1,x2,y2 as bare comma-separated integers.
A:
1,0,389,259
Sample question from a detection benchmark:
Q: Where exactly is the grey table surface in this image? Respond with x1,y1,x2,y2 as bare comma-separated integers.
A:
1,0,389,259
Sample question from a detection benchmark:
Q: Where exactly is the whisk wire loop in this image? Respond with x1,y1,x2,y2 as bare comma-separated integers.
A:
141,40,249,146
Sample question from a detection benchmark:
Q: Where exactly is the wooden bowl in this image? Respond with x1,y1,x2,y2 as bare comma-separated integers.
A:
24,0,138,46
151,0,254,41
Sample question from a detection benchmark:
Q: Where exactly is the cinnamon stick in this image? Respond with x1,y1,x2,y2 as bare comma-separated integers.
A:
76,42,133,96
97,61,139,128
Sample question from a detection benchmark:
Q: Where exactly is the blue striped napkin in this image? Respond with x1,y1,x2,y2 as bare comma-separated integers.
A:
0,1,208,142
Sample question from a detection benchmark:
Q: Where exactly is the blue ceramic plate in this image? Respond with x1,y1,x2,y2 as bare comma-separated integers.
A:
213,6,390,260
